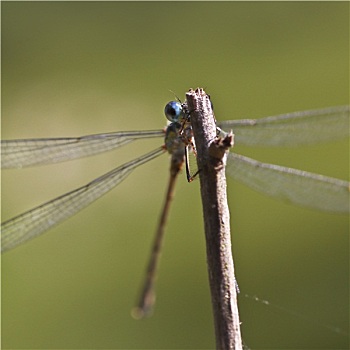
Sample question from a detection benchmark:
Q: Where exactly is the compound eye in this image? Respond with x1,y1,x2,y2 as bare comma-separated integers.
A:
164,101,183,122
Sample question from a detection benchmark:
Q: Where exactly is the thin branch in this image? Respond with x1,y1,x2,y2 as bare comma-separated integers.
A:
186,88,242,350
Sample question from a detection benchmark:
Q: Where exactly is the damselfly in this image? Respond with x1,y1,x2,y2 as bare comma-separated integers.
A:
1,100,349,316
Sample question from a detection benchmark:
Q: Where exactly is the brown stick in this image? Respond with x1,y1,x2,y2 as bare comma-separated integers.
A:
186,88,242,350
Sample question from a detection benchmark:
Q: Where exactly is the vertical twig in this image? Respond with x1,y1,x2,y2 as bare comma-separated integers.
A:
186,88,242,350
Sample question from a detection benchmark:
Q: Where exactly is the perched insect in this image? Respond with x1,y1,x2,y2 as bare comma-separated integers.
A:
2,100,349,316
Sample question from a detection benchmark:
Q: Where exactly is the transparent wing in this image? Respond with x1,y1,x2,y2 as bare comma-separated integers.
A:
1,129,165,169
226,152,349,213
1,147,165,253
218,105,349,147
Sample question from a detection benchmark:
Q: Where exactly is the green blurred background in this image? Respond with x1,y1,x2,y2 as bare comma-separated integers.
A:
2,2,349,349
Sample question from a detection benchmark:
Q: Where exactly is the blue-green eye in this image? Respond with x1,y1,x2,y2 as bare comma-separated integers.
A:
164,101,183,123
